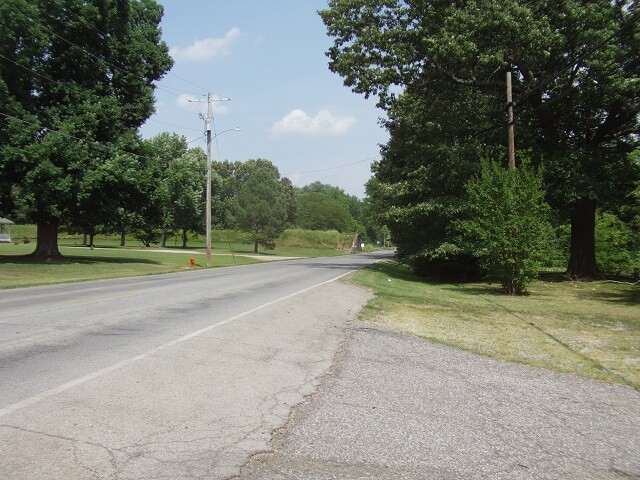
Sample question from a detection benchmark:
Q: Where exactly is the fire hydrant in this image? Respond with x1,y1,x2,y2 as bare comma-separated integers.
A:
189,256,195,270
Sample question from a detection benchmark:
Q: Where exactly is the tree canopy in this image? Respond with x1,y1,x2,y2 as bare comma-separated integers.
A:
214,159,296,253
321,0,640,277
0,0,173,258
295,181,365,233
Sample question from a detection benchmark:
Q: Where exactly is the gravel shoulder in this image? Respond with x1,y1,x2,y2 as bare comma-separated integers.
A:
237,320,640,480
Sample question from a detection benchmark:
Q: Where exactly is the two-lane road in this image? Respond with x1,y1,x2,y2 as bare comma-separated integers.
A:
0,251,392,479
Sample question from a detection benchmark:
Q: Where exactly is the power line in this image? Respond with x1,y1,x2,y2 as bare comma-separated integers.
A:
165,71,210,95
513,7,640,108
36,22,186,100
0,112,198,164
147,118,203,132
0,53,58,85
39,8,212,95
465,8,640,141
0,30,208,137
285,156,380,176
79,18,211,94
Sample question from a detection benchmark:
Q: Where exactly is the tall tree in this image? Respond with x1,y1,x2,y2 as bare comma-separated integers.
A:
165,148,206,247
366,87,501,276
139,133,207,248
0,0,173,258
229,159,295,253
320,0,640,277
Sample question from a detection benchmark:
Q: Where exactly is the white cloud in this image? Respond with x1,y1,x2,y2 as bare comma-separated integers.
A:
169,27,240,62
271,109,357,137
176,94,229,114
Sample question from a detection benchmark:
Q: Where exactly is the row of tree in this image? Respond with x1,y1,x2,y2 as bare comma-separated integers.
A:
0,1,380,256
320,0,640,280
6,119,378,253
137,134,379,253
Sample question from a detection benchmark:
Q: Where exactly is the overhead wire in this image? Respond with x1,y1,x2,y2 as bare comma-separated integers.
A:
0,52,58,85
0,52,204,135
147,118,203,132
285,156,380,176
0,18,213,139
45,9,211,95
512,7,640,109
36,22,195,100
0,111,204,163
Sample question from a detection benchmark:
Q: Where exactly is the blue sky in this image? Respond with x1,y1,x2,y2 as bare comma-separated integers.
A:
138,0,388,198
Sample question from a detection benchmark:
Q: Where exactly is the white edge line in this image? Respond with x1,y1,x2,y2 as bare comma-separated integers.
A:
0,269,356,419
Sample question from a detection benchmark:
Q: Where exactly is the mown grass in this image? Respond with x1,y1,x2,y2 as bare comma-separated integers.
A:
0,243,261,289
351,261,640,390
0,226,355,288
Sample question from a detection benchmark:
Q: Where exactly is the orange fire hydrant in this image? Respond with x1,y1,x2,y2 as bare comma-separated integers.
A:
189,256,195,270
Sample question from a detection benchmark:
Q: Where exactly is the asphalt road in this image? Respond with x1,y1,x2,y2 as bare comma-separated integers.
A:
0,251,391,479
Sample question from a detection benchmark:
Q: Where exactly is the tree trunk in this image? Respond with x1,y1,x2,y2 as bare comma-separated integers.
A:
182,228,188,248
31,222,62,259
254,239,259,254
120,231,126,247
82,233,88,246
89,232,95,248
161,232,167,248
567,198,598,277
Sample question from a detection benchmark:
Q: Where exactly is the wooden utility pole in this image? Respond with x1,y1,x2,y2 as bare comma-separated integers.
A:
205,93,213,268
506,71,516,170
191,94,232,268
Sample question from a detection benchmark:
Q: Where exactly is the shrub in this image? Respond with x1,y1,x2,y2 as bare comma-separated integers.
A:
457,161,553,294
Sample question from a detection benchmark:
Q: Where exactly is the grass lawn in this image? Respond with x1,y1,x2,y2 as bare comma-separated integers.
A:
0,225,353,289
0,243,262,289
351,261,640,390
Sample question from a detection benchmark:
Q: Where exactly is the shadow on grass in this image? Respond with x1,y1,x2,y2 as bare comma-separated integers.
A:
0,255,161,265
363,261,530,297
536,271,640,306
581,284,640,306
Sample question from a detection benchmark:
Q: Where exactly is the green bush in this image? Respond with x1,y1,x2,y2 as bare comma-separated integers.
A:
457,161,553,295
595,211,639,277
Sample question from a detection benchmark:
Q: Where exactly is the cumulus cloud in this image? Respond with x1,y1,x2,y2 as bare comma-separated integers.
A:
169,28,240,62
271,109,357,136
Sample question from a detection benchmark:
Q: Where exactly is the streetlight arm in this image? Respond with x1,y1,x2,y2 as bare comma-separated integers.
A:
213,127,241,139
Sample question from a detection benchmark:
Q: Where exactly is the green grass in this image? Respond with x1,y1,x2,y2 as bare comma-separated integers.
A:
0,226,354,288
0,243,261,289
6,225,354,254
351,261,640,390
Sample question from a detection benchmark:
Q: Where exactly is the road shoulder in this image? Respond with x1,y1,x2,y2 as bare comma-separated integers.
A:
237,322,640,479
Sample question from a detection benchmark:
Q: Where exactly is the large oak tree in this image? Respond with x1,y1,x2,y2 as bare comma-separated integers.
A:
320,0,640,277
0,0,172,258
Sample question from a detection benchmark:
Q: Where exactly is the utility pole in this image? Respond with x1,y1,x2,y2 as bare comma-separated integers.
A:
506,71,516,170
204,93,213,268
191,93,231,268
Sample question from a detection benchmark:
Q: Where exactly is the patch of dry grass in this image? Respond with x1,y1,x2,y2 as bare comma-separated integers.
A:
351,262,640,390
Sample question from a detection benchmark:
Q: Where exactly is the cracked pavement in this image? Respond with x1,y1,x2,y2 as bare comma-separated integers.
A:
0,254,382,479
